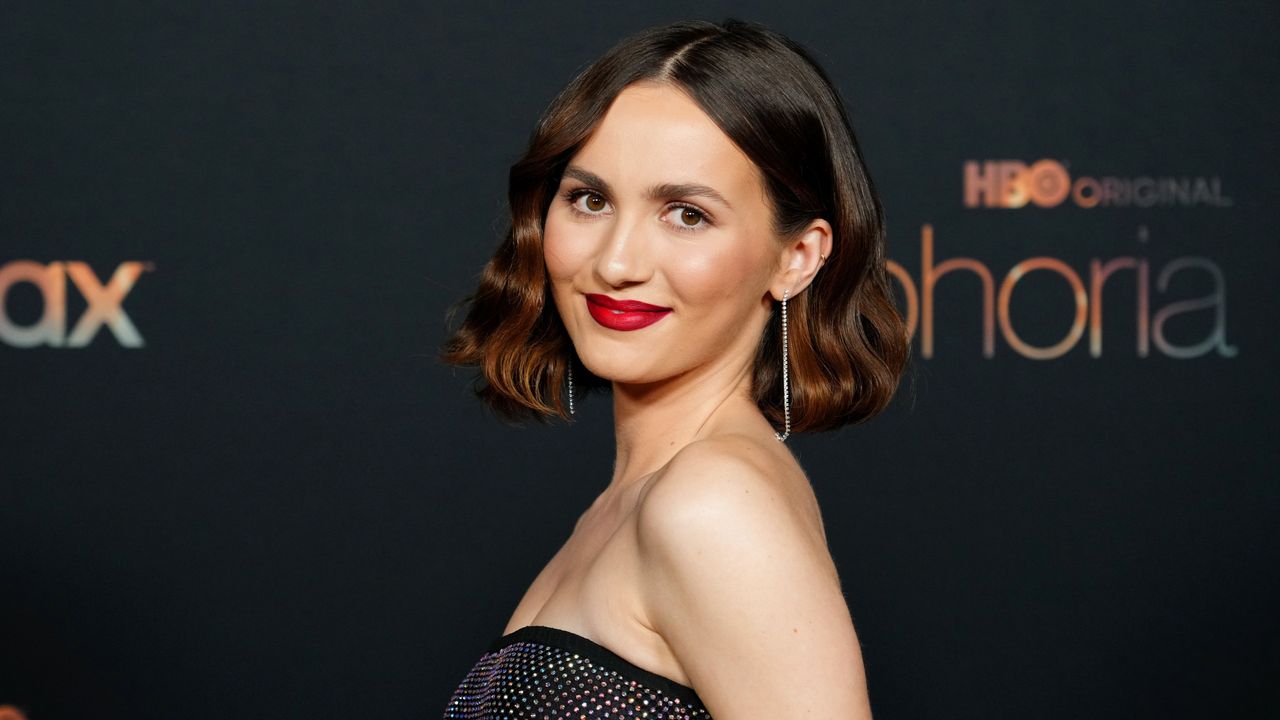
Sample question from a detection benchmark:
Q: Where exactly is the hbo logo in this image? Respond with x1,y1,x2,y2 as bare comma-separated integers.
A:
963,159,1071,208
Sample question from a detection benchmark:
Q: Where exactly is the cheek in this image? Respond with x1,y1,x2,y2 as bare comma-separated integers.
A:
543,213,589,282
666,239,767,307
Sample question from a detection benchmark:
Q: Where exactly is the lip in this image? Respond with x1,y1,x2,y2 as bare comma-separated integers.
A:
584,293,672,331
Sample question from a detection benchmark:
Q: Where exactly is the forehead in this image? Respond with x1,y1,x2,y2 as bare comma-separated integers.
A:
571,82,766,209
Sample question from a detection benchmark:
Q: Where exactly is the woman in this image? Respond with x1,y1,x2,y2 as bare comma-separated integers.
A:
442,17,909,720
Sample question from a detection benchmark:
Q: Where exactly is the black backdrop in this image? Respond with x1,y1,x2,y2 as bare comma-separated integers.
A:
2,2,1277,719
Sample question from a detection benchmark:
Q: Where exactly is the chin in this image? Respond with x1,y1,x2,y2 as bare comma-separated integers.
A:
577,358,649,385
574,345,669,386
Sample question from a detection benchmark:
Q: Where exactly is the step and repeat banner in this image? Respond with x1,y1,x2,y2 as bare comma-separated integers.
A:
2,3,1275,719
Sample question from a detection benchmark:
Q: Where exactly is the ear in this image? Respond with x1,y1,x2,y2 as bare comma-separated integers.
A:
769,218,833,301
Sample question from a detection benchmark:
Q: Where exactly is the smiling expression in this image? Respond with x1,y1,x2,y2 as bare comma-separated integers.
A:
543,81,784,386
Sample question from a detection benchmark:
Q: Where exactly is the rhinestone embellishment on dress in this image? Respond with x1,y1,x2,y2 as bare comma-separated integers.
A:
443,626,713,719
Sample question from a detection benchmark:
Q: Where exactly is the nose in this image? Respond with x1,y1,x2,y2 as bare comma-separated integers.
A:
593,212,653,289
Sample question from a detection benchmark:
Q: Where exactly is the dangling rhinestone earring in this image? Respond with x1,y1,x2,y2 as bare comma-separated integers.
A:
776,289,791,442
566,359,575,416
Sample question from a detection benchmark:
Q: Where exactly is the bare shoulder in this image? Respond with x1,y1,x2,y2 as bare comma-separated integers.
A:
636,434,826,552
632,435,870,717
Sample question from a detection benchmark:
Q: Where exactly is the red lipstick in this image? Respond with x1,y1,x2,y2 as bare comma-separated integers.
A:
585,293,672,331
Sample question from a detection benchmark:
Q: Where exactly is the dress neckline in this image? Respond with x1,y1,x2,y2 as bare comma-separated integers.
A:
490,624,706,707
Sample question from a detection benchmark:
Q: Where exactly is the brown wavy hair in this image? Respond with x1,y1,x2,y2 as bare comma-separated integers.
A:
443,18,911,431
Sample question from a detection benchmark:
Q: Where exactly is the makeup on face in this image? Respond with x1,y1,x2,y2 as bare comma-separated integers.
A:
542,83,782,386
584,293,672,331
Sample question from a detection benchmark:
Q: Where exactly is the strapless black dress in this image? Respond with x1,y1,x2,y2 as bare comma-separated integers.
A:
443,624,713,718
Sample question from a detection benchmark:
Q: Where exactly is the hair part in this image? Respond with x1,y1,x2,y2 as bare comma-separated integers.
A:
443,17,911,431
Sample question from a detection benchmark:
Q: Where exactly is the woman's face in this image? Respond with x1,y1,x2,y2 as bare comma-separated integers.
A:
544,81,785,386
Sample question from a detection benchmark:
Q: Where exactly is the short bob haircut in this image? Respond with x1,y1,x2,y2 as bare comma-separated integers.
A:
444,18,911,432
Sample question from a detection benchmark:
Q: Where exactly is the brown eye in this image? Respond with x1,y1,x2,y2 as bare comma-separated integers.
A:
564,189,610,216
659,204,712,233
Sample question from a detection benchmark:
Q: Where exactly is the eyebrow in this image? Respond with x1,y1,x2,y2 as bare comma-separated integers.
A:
561,164,734,211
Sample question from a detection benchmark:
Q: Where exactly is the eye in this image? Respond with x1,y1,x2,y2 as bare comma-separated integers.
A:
564,188,611,216
561,188,715,233
662,204,713,233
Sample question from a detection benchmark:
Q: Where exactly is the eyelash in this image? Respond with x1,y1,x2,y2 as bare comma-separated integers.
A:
560,188,716,233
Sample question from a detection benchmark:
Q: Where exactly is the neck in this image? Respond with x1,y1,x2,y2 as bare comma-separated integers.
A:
605,351,758,496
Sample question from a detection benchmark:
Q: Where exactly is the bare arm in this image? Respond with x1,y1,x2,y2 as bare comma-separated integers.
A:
635,439,874,719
